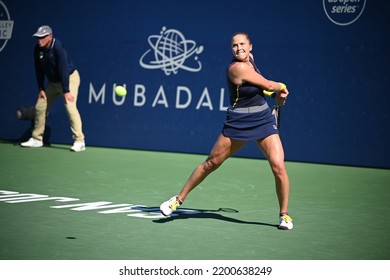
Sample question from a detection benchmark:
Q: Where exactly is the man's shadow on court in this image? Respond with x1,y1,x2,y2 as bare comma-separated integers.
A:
134,206,278,228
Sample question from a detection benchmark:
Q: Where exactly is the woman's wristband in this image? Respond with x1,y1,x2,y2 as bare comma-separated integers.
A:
279,83,286,91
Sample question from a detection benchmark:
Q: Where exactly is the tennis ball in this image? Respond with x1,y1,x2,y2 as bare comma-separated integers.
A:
115,85,127,97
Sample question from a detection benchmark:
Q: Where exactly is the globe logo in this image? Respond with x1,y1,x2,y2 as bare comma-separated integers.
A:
139,26,204,76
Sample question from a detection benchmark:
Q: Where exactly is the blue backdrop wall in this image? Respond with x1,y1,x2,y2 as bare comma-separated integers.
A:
1,0,389,168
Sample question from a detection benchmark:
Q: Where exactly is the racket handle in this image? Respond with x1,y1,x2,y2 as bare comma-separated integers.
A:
272,105,281,130
277,106,281,129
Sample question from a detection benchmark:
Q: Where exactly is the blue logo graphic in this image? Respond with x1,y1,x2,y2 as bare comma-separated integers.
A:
139,26,204,76
323,0,366,26
0,0,13,52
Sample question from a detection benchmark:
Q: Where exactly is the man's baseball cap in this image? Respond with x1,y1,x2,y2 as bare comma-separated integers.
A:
32,25,53,37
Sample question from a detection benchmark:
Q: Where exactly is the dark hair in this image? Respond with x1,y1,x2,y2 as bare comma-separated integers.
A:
231,32,251,43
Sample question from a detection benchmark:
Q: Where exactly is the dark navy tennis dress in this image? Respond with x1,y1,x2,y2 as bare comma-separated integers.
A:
222,58,278,141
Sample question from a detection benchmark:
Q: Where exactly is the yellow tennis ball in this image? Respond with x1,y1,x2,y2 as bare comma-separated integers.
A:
115,85,127,97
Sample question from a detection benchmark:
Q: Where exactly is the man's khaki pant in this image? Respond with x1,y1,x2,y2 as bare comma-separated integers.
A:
32,70,85,142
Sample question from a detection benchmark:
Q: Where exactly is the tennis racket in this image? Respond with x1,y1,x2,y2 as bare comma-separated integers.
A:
263,90,282,129
273,105,281,130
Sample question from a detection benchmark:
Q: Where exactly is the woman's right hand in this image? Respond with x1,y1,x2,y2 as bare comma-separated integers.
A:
276,90,288,106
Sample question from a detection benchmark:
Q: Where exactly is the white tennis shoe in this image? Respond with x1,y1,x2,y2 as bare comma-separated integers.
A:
160,196,182,216
71,141,86,152
20,137,43,148
278,214,293,230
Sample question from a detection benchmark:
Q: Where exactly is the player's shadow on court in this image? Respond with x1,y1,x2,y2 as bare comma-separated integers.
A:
144,207,277,228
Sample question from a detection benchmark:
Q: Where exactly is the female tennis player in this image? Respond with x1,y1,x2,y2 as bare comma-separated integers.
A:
160,32,293,230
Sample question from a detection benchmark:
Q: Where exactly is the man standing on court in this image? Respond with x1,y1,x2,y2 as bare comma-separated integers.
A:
21,25,86,152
